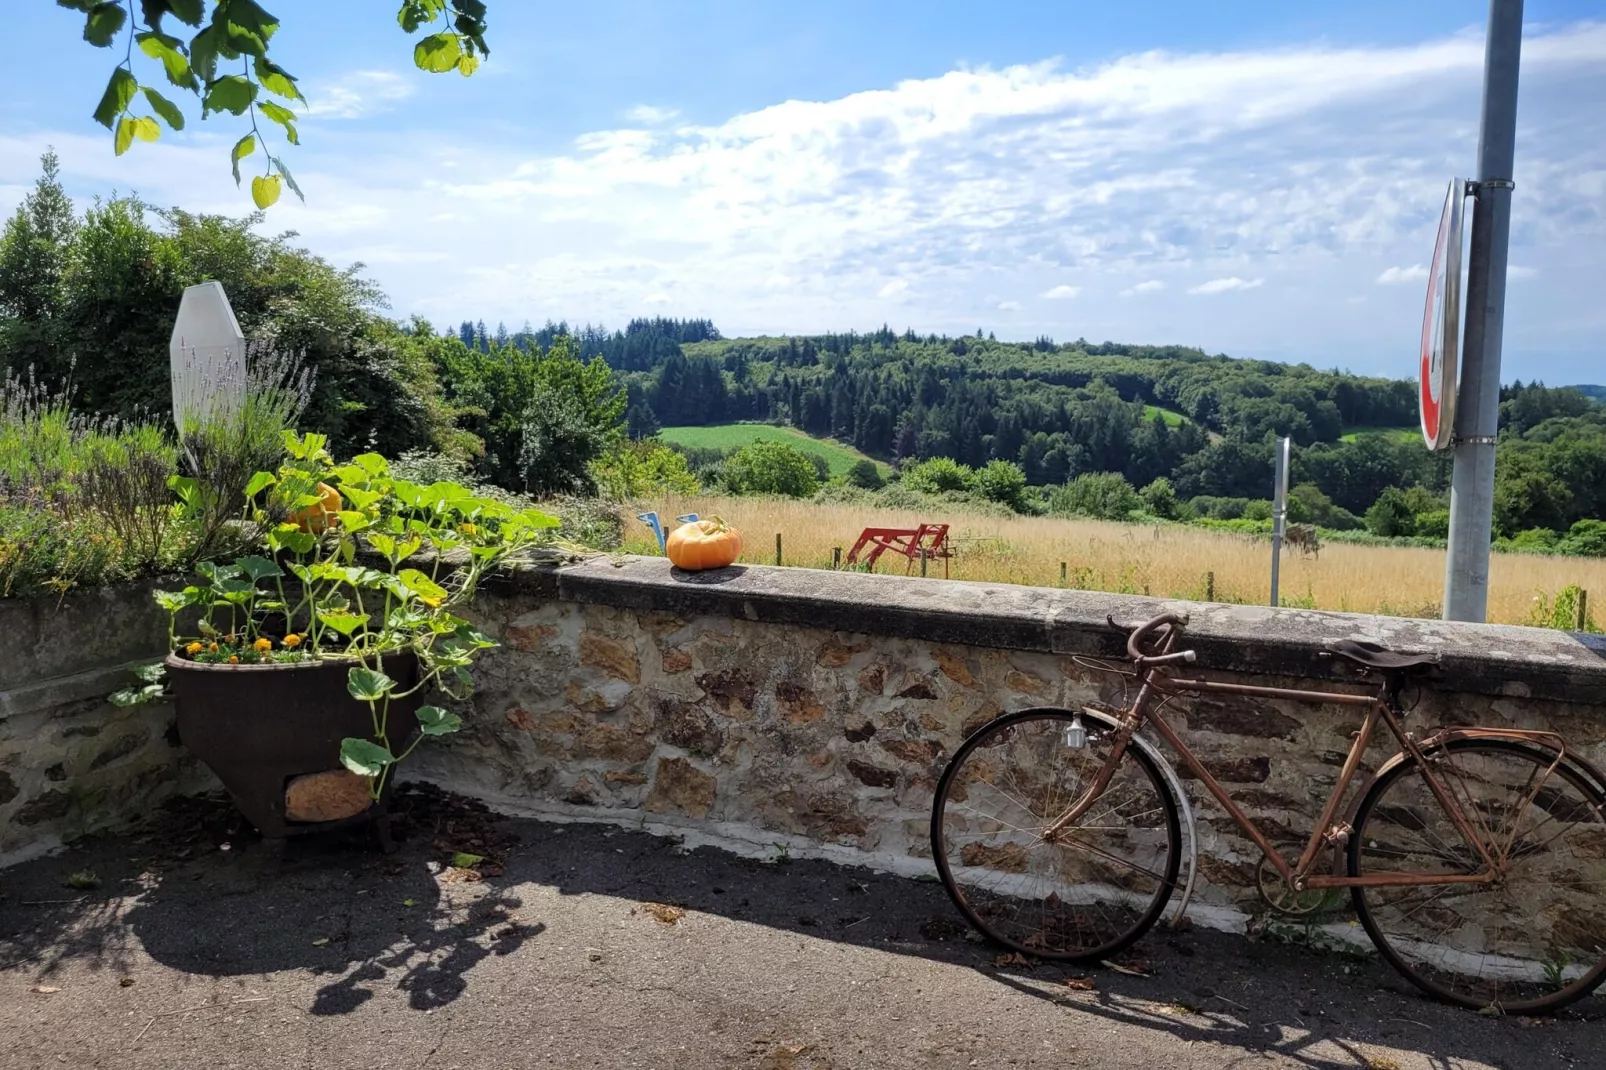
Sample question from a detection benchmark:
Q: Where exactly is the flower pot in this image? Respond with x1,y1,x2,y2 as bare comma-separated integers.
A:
166,652,423,839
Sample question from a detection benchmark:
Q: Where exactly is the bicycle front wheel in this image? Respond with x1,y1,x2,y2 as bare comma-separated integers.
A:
930,707,1181,961
1349,739,1606,1013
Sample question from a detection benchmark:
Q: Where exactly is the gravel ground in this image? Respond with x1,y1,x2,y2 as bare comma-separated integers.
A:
1,788,1601,1070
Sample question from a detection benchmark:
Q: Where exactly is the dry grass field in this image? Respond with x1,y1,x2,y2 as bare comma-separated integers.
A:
622,494,1606,626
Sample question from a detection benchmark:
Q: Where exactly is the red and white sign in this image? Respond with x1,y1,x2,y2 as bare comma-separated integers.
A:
1419,180,1465,451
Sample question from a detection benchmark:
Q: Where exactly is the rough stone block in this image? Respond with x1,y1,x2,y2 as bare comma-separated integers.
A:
644,756,716,819
580,632,639,683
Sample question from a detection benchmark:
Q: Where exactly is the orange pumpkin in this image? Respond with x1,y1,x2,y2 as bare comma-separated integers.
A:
666,516,742,570
289,482,343,533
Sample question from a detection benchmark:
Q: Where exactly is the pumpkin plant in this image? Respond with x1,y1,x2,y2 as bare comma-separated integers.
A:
665,516,743,571
114,431,561,798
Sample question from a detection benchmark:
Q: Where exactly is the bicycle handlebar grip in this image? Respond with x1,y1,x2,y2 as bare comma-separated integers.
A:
1126,611,1189,660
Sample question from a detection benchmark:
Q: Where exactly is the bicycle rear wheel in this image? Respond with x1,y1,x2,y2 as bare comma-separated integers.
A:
930,707,1180,961
1349,739,1606,1013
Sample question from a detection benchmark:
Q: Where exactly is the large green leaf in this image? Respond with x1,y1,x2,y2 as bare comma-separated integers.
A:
415,705,462,736
251,173,282,209
110,683,165,708
204,75,257,117
152,588,194,613
230,132,255,184
346,666,395,702
92,67,138,129
83,1,128,47
339,738,393,777
399,568,448,608
351,452,389,477
254,56,304,102
244,471,276,498
161,0,206,27
318,610,370,637
136,30,199,89
142,86,185,130
235,555,282,582
413,32,461,73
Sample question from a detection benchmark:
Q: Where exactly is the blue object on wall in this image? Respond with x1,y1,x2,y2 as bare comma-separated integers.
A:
636,512,666,553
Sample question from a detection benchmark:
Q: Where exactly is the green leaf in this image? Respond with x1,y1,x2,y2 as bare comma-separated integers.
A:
415,705,463,736
113,116,137,155
397,0,447,33
244,471,276,498
134,661,168,683
136,31,199,90
258,99,296,126
188,24,220,83
337,510,372,533
142,86,185,130
399,568,448,608
339,737,394,777
162,0,205,26
203,74,256,117
93,67,138,129
83,2,127,47
109,684,165,708
271,156,304,201
414,32,461,73
230,133,255,184
347,666,395,702
130,115,162,144
254,56,304,102
352,452,389,477
153,589,193,612
449,851,484,869
456,51,480,77
235,555,282,582
317,610,370,637
251,173,282,209
268,525,317,555
196,560,242,584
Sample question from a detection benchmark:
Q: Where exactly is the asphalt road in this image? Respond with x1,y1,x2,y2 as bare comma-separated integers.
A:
1,788,1600,1069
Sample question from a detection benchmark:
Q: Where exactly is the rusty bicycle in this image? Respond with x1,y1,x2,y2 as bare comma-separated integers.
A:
930,612,1606,1013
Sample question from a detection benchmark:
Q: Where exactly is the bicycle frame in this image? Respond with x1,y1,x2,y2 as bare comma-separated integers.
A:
1048,626,1574,893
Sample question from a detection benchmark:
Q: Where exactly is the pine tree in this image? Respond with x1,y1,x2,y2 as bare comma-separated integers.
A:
0,150,77,375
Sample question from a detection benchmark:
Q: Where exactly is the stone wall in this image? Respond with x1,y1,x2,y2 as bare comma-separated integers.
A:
0,582,214,864
415,556,1606,929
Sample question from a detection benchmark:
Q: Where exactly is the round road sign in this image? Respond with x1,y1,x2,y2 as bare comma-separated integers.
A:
1419,179,1465,451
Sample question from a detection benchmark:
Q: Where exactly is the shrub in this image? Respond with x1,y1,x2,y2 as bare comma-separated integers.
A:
1364,487,1417,538
845,458,885,490
1527,584,1598,632
1046,472,1140,521
974,460,1028,511
1242,499,1273,522
1559,519,1606,558
1188,495,1250,520
724,439,819,497
901,457,974,495
1138,477,1178,519
1288,483,1360,530
1506,527,1558,551
590,439,701,500
1414,509,1450,540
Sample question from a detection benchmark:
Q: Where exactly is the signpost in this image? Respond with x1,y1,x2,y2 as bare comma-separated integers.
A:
1419,180,1465,452
1442,0,1523,622
169,281,246,436
1270,436,1290,607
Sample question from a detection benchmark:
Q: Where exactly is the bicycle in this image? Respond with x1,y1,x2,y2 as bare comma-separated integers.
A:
929,611,1606,1014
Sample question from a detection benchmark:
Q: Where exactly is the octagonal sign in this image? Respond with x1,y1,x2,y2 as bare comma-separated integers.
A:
170,280,246,433
1419,180,1465,451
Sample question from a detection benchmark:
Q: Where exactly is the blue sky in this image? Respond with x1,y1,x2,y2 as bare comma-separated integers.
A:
3,1,1604,382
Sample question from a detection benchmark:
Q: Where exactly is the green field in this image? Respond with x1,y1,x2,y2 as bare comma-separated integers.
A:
1142,405,1189,428
657,423,891,478
1340,426,1419,444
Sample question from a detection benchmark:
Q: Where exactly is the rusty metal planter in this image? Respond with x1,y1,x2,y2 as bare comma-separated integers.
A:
166,652,422,838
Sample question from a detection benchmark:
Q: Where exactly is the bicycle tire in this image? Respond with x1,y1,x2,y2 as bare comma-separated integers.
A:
1348,738,1606,1013
930,707,1181,961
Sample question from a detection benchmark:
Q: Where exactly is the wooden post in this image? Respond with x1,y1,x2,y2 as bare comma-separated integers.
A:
920,548,929,577
1059,562,1067,588
1206,571,1215,602
832,546,842,570
1577,589,1589,632
775,532,782,567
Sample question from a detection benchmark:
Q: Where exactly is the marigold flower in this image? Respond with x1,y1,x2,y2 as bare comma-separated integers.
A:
185,641,203,655
282,633,302,648
253,637,272,653
207,642,219,654
227,655,240,664
459,523,478,535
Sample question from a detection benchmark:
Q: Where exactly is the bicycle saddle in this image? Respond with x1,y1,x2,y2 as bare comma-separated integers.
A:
1322,639,1440,673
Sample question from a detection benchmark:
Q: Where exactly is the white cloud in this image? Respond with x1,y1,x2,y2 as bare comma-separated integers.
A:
1508,264,1538,279
998,300,1022,311
301,71,416,120
625,105,681,124
1188,276,1264,295
1042,285,1080,299
1376,264,1429,285
8,22,1605,377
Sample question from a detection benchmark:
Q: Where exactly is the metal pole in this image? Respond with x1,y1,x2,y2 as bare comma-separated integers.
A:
1270,436,1290,607
1445,0,1523,622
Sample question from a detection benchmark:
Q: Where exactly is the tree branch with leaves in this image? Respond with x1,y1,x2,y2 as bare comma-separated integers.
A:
61,0,490,208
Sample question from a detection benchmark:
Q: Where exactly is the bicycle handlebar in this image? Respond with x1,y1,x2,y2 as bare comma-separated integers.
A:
1109,612,1195,668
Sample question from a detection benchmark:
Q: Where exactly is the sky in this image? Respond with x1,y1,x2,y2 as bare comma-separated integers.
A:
3,1,1604,383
